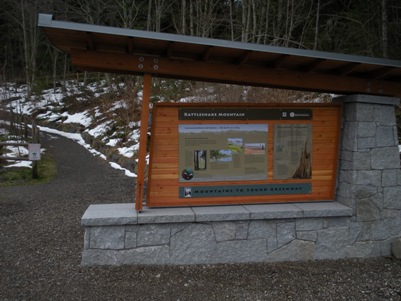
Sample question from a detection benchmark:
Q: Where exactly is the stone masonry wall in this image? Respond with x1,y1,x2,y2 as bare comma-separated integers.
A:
83,216,366,265
336,95,401,256
81,95,401,266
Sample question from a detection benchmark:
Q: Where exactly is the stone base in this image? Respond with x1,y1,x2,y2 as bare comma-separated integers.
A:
392,238,401,259
78,202,399,266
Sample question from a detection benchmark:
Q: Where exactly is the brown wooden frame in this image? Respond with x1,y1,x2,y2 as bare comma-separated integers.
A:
146,102,342,207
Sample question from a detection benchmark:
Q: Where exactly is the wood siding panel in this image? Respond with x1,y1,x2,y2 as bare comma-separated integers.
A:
147,103,342,207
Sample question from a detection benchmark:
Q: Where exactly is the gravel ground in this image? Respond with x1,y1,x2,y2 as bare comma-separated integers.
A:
1,132,401,301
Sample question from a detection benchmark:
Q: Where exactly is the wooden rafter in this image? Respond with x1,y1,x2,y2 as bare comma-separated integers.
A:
70,49,401,97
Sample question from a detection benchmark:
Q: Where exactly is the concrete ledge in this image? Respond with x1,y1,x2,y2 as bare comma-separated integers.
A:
335,94,400,106
81,203,137,226
81,201,352,226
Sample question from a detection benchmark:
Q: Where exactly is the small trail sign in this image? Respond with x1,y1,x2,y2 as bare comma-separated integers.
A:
28,144,41,161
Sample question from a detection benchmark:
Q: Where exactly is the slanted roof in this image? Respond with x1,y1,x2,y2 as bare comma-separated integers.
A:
38,13,401,98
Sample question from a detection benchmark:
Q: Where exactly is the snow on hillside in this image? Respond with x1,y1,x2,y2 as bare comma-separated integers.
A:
1,81,401,177
0,81,140,177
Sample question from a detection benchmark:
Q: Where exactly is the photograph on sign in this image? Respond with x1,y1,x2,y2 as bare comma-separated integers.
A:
273,124,312,179
179,124,268,182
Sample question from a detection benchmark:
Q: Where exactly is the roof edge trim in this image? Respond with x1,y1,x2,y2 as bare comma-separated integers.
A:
38,14,401,68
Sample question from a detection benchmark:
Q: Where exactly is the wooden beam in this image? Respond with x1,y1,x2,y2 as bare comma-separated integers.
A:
368,66,395,79
70,49,401,98
135,73,151,212
334,62,360,76
298,59,325,72
127,37,134,54
166,42,175,58
266,54,289,68
202,46,214,62
236,50,253,65
86,32,94,50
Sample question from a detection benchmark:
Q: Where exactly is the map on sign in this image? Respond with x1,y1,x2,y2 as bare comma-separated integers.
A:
178,124,268,182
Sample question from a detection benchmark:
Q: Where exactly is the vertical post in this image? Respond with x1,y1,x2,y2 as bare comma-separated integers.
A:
31,119,39,179
135,74,152,212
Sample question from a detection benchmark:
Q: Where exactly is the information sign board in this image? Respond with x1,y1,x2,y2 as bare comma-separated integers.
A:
28,144,41,161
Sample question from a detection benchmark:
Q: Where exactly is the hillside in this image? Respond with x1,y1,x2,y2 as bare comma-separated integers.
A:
1,78,400,176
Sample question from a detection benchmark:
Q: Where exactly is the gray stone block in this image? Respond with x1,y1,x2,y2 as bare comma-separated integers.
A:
235,222,249,240
371,147,400,169
90,226,125,250
137,224,170,247
212,222,236,242
342,102,357,121
81,204,137,226
376,126,396,147
297,230,317,242
170,223,191,236
296,218,323,231
316,227,350,259
357,137,376,150
294,202,352,217
277,222,295,247
356,198,380,222
84,228,90,250
215,239,268,263
81,246,171,266
122,246,170,265
346,241,381,258
338,94,400,106
267,239,316,262
323,217,351,229
383,186,401,209
391,237,401,259
192,205,250,222
383,212,401,237
243,203,303,220
248,220,269,240
355,103,374,122
169,223,216,264
358,220,390,241
125,227,138,249
356,170,381,186
137,207,195,224
357,122,376,138
342,122,358,151
378,105,397,125
353,152,371,170
354,185,378,199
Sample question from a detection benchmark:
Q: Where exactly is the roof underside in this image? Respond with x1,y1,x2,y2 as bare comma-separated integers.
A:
38,14,401,98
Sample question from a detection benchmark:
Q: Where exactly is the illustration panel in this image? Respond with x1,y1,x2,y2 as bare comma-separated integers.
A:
179,124,268,182
274,124,312,180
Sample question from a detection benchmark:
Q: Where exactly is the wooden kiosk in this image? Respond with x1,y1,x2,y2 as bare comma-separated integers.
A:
38,14,401,212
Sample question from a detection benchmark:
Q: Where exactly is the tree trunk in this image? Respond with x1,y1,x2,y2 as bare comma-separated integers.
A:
313,0,320,50
381,0,388,58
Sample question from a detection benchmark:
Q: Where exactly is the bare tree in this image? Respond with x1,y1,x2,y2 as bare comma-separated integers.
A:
382,0,389,58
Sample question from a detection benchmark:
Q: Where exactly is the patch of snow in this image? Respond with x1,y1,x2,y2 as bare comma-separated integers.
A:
109,162,136,177
107,138,120,147
6,145,29,156
128,129,140,141
87,121,111,138
118,145,139,158
61,111,92,127
110,100,127,111
4,160,32,168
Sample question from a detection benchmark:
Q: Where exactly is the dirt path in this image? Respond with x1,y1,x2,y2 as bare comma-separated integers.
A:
1,132,401,300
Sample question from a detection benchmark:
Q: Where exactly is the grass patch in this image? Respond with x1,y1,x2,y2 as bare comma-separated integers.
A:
0,154,57,186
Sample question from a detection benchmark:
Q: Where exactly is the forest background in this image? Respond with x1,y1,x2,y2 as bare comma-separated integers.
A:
0,0,401,157
1,0,401,95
